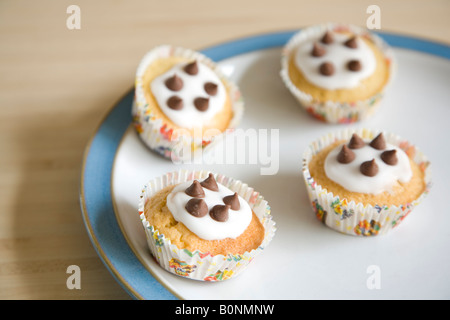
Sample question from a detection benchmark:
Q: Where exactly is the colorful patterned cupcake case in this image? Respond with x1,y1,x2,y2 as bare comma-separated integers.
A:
280,23,395,124
302,128,431,236
139,170,276,281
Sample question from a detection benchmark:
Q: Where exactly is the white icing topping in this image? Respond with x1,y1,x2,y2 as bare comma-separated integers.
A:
294,32,376,90
166,180,253,241
150,61,226,129
324,142,412,195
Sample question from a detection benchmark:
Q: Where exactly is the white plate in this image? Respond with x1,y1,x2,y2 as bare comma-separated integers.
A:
82,31,450,299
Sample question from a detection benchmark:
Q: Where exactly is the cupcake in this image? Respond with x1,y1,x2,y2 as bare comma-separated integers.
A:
281,23,395,123
133,45,244,161
139,170,276,281
302,129,431,236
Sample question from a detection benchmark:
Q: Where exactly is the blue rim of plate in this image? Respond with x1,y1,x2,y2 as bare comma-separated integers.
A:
79,29,450,300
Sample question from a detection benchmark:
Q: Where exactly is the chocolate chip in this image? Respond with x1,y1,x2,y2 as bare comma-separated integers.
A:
321,31,334,45
360,159,379,177
319,62,334,76
381,149,398,165
185,198,208,217
184,61,199,75
165,74,183,91
311,43,326,57
200,173,218,191
194,97,209,112
344,36,358,49
210,204,230,222
348,133,365,149
185,180,205,198
348,60,362,72
369,133,386,150
223,193,240,210
167,96,183,110
204,82,218,96
337,144,355,164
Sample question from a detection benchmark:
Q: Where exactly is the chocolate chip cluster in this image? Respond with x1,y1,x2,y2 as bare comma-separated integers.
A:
312,31,363,76
164,61,219,111
184,173,240,222
337,133,399,177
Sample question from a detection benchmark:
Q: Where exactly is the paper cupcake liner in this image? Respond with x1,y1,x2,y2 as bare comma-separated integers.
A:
138,170,276,281
133,45,244,161
302,128,431,236
280,23,396,124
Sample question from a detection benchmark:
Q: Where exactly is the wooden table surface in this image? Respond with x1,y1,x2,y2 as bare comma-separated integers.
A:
1,0,449,300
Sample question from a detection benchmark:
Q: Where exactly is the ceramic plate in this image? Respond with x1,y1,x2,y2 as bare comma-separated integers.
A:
80,30,450,299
